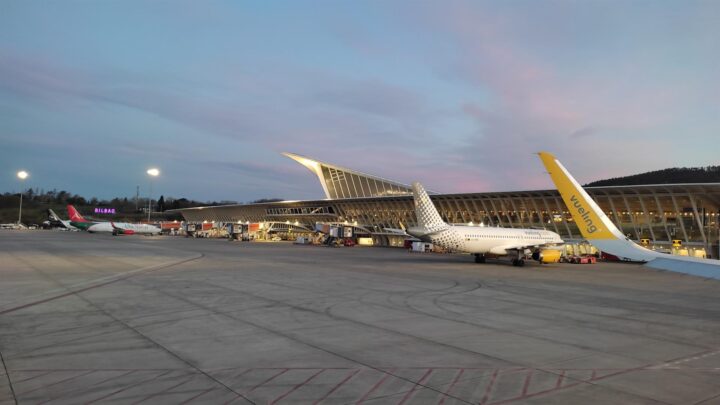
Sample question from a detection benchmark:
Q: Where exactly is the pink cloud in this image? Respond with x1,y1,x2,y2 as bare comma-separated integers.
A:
393,2,713,191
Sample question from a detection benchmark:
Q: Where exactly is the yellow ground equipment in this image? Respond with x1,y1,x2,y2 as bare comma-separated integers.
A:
539,249,562,263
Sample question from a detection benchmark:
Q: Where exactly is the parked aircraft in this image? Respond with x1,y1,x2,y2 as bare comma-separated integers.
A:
407,182,563,266
67,205,161,235
538,152,720,279
47,209,77,230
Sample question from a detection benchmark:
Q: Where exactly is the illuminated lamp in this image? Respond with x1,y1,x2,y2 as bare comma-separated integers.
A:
16,170,29,224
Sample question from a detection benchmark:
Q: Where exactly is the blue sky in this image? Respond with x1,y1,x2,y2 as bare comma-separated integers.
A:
1,0,718,202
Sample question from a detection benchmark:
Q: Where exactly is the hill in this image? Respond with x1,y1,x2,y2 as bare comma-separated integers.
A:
585,166,720,187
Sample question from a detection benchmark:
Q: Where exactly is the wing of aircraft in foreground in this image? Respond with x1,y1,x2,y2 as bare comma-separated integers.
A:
538,151,720,280
407,182,563,266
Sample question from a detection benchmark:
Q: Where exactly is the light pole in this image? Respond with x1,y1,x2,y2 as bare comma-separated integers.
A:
17,170,28,225
147,168,159,222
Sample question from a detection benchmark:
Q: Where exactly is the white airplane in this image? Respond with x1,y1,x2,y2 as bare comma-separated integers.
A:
538,152,720,280
67,205,161,236
407,182,564,266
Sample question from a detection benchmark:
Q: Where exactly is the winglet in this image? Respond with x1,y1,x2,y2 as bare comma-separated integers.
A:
537,152,622,240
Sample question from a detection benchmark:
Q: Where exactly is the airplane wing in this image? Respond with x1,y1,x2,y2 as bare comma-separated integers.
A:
382,228,410,236
489,244,530,255
645,257,720,279
538,151,720,280
489,242,557,256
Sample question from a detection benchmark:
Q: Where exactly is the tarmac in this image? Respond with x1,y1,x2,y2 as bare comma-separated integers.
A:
1,230,720,404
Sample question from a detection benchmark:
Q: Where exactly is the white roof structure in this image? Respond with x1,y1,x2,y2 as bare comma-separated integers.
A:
283,152,418,199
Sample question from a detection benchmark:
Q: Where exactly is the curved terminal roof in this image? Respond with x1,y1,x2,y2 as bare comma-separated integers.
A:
283,152,421,199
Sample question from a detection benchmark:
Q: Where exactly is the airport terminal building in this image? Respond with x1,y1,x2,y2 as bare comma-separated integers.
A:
171,153,720,256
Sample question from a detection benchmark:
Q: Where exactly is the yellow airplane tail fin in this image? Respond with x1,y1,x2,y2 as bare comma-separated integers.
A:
539,152,720,273
538,152,622,241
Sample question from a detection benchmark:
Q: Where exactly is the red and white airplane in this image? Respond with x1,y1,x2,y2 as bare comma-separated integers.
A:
67,205,161,235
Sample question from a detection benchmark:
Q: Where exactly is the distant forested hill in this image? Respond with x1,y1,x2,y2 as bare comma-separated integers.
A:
585,166,720,187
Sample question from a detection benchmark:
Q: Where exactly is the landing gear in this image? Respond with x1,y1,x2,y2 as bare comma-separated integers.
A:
512,258,525,267
474,254,486,263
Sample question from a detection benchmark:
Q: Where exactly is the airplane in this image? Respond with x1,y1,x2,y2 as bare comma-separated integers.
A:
538,152,720,280
407,182,564,266
67,205,161,235
47,208,78,230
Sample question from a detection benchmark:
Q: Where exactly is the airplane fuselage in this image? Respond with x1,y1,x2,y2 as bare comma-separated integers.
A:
69,221,94,231
408,225,563,255
86,222,161,235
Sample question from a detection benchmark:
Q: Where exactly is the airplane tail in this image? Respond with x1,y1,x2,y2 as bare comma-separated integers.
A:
67,205,88,222
537,152,657,261
47,209,63,222
412,182,450,233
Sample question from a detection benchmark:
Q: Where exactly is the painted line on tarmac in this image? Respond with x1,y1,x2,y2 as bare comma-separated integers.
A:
270,369,325,405
0,253,203,315
647,349,720,369
312,369,361,405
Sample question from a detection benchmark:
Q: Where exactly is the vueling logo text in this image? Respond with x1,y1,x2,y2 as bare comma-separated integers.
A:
570,195,598,234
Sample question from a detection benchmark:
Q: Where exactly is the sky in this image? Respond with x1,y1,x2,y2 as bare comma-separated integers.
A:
1,0,719,202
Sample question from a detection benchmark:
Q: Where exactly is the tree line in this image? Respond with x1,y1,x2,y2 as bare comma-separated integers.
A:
0,189,237,225
585,166,720,187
